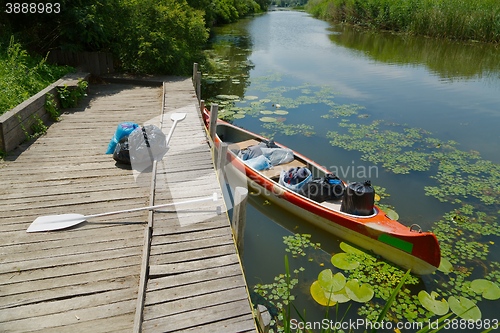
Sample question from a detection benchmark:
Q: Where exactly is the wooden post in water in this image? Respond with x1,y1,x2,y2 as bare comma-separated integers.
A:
216,142,228,172
255,305,271,333
232,186,248,253
208,103,218,142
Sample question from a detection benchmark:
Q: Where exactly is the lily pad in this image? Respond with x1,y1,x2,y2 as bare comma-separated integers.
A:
259,117,277,123
260,110,274,115
244,95,259,100
470,279,500,300
216,94,240,100
339,242,366,256
233,113,246,119
310,281,337,306
331,253,360,270
437,257,453,274
318,269,346,293
448,296,481,320
385,208,399,220
418,291,449,315
345,279,374,303
330,288,351,303
274,110,289,115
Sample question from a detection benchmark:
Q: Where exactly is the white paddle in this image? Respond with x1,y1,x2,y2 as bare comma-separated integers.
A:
165,112,186,145
27,193,219,232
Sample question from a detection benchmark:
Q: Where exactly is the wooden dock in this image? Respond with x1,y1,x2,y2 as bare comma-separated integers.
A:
0,78,256,332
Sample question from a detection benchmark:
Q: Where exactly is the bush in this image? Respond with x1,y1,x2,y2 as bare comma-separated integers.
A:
117,0,209,74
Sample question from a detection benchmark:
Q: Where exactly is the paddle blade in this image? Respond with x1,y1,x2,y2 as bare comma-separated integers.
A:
27,214,87,233
170,112,187,121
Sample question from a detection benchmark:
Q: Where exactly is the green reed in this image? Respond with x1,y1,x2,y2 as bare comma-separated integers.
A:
305,0,500,43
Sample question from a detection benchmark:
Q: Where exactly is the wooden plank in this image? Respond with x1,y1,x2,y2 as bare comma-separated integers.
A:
143,286,249,320
142,299,254,333
148,254,240,277
0,299,137,332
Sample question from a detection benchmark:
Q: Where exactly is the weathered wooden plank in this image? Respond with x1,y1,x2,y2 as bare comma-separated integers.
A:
151,226,231,246
0,299,137,332
141,299,253,333
0,288,135,322
143,286,249,320
0,254,140,286
144,275,247,306
146,263,243,293
148,254,240,277
150,243,237,266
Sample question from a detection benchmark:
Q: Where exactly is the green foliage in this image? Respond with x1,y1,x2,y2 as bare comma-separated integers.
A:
45,93,60,121
30,115,48,138
1,0,269,76
58,80,88,109
0,37,72,115
305,0,500,43
116,0,209,74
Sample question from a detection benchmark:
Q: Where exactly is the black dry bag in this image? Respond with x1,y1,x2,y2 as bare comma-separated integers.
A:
113,136,131,164
340,180,375,216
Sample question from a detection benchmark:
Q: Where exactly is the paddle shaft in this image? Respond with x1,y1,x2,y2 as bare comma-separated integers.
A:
77,194,218,221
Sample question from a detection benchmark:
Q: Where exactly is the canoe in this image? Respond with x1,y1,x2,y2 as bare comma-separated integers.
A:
202,109,441,275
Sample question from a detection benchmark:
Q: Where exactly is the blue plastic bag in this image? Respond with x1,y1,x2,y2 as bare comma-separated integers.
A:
279,167,312,192
106,122,139,154
244,155,272,171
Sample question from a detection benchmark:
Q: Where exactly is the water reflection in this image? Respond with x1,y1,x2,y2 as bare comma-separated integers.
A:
328,25,500,82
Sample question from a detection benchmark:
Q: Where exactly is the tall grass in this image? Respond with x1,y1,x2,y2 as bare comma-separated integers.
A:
305,0,500,43
0,37,72,115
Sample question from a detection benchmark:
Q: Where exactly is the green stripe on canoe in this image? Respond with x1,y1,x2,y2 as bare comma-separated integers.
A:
378,234,413,253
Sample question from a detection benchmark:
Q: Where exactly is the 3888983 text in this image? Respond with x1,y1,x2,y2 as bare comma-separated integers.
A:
5,3,61,14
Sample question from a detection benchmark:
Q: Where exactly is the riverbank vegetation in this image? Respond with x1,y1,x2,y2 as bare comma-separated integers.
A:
0,0,270,76
305,0,500,43
0,38,72,116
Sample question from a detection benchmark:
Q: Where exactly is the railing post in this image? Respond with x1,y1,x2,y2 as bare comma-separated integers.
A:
200,99,205,113
208,103,218,142
196,71,201,101
192,63,198,84
231,186,248,253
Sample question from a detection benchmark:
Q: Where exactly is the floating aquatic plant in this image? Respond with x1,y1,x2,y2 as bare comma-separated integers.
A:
331,252,360,270
322,104,366,118
261,123,315,139
283,234,320,258
259,116,277,123
448,296,481,320
345,279,374,303
310,269,374,306
418,291,449,316
470,279,500,300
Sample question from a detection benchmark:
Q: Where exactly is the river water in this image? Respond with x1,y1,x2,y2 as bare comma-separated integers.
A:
202,9,500,331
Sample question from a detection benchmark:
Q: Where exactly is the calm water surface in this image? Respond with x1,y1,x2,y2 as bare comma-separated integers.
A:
203,10,500,330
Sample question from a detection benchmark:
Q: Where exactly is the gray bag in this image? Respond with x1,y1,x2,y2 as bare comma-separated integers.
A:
128,125,169,172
